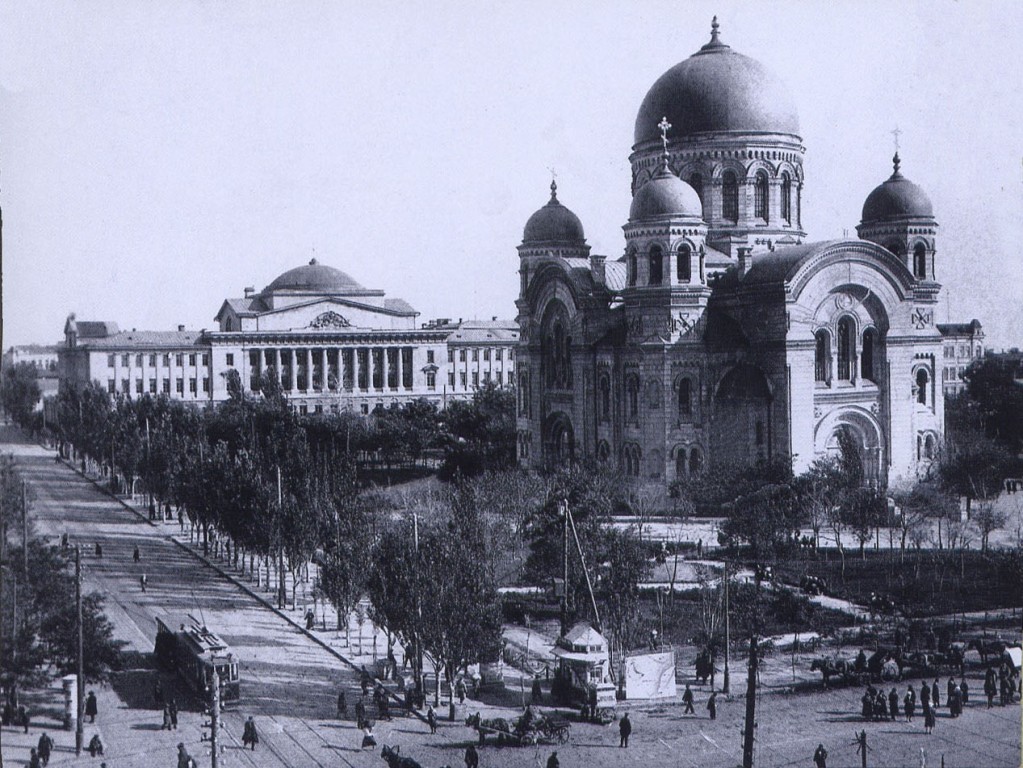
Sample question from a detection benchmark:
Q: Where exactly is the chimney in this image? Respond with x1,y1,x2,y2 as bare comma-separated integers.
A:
492,316,497,322
737,246,753,277
590,254,607,285
177,324,185,332
244,286,255,297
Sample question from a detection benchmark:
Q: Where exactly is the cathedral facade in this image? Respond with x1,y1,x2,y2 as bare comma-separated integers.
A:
515,20,944,487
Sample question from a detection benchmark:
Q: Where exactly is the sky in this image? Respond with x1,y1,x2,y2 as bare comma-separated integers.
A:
2,0,1022,350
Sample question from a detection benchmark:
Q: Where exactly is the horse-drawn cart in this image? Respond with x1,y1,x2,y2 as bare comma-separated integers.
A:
466,711,571,746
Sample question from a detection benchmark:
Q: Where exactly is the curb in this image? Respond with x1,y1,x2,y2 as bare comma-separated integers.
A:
57,449,429,724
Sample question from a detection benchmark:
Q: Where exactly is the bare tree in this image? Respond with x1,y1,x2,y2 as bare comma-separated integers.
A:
971,502,1008,552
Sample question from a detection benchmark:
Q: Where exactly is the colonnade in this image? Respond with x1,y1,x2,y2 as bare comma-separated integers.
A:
247,346,415,393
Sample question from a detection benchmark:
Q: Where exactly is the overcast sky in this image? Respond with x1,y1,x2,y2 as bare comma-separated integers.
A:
2,1,1022,350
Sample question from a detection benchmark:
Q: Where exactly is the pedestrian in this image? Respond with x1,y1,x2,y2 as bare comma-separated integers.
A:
88,733,104,757
140,573,147,592
37,732,54,767
960,678,969,706
532,676,543,704
133,545,140,563
355,698,366,729
547,751,560,768
697,538,703,557
95,542,103,558
682,684,695,714
464,743,479,768
28,747,41,768
361,720,377,749
360,668,370,696
177,742,193,768
888,687,899,721
154,678,164,707
85,690,98,722
427,705,437,734
931,678,940,709
985,670,996,708
169,698,178,729
619,711,631,748
904,688,915,721
20,704,29,733
178,508,185,532
920,681,930,710
861,689,872,720
707,691,717,720
162,702,172,730
946,678,955,710
305,609,315,630
242,716,259,750
337,690,347,719
813,743,828,768
924,705,936,734
456,678,467,704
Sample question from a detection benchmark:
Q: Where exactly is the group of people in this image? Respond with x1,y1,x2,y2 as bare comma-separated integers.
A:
859,676,976,734
984,663,1020,707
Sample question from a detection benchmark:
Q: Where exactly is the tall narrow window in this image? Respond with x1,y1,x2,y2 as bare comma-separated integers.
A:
677,377,691,418
649,246,663,285
861,329,876,382
754,171,769,221
676,450,687,479
626,376,639,420
916,368,929,405
722,171,739,223
837,317,854,380
913,243,927,279
780,172,792,223
628,250,637,287
814,329,830,383
599,375,611,421
688,173,703,206
677,244,692,282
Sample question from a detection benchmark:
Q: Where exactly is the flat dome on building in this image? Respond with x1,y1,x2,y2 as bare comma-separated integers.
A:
629,166,703,221
861,153,934,223
265,259,365,293
523,181,586,245
634,18,800,147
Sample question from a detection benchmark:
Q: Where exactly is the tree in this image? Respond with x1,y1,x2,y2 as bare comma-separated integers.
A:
438,381,515,480
794,456,849,550
599,530,647,662
0,362,41,428
722,482,799,556
962,355,1023,454
940,420,1016,520
840,487,886,559
888,479,953,558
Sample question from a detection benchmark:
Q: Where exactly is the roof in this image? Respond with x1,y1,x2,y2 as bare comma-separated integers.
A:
562,622,607,647
605,261,628,291
634,19,799,147
447,323,519,343
741,240,844,285
76,321,120,338
383,298,418,315
265,259,365,293
76,330,204,350
861,154,934,222
629,166,703,221
937,320,983,337
523,182,586,245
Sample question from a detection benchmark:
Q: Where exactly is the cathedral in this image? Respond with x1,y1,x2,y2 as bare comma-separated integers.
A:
514,19,944,488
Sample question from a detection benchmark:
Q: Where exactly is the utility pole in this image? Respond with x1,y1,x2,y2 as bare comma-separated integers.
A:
210,668,221,768
741,635,758,768
276,466,285,610
413,510,423,696
75,545,84,756
723,560,730,694
560,499,569,638
22,479,28,580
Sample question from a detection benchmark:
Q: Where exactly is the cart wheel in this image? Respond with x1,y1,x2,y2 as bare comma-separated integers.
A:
557,727,570,744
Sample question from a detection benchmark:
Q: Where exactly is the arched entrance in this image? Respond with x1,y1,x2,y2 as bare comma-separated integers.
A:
542,411,575,464
816,408,884,486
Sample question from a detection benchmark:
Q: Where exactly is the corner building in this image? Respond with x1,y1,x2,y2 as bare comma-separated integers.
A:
515,21,944,486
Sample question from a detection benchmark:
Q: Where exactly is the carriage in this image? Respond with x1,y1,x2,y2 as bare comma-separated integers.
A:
155,614,240,704
466,711,571,746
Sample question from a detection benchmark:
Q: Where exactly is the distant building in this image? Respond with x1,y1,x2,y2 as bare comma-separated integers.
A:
58,261,516,413
3,343,61,409
937,320,984,396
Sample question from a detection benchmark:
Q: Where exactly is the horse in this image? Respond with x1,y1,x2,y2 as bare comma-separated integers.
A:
380,745,423,768
811,658,855,687
969,638,1007,665
695,650,715,685
465,712,511,745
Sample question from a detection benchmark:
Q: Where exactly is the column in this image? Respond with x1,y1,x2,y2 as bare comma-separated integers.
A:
288,349,296,391
273,348,281,387
394,347,401,390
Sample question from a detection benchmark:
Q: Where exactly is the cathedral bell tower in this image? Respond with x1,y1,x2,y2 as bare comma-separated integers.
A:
623,118,710,344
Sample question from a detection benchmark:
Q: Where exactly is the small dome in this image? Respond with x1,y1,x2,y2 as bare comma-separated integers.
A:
861,154,934,223
629,166,703,221
634,18,800,147
265,259,365,293
523,182,586,245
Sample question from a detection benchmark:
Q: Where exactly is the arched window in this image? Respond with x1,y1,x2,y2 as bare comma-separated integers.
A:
628,249,637,287
649,246,663,285
599,375,611,421
689,173,703,205
677,244,692,282
722,171,739,223
675,449,687,479
754,171,769,221
923,434,935,460
861,329,876,382
913,243,927,279
677,377,691,418
689,448,703,475
814,329,831,383
597,440,610,463
626,376,639,421
699,248,705,282
780,172,792,223
837,317,854,381
622,444,641,477
916,368,929,405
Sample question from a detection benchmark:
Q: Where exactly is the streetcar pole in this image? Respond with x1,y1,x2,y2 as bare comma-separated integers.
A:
723,559,730,695
75,545,84,756
210,668,220,768
22,479,28,580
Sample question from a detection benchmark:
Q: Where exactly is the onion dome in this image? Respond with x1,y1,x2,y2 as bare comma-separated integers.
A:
629,165,703,221
523,181,586,245
634,17,800,147
860,153,934,223
265,259,364,293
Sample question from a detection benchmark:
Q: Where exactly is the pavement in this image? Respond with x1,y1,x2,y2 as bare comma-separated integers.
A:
3,425,1021,768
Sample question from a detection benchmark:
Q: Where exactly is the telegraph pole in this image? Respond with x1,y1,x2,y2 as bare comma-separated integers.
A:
22,479,28,580
210,668,221,768
741,635,758,768
723,560,730,694
75,545,84,756
560,499,569,638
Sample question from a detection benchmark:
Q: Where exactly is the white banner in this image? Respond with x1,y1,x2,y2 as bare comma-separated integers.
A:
624,651,677,700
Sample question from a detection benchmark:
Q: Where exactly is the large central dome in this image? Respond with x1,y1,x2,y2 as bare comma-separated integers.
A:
634,20,800,147
265,259,365,293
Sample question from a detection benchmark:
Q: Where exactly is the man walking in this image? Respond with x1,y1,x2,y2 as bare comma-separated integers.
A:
37,732,54,767
133,545,140,563
547,751,560,768
682,684,695,715
85,690,98,723
888,687,899,721
464,744,479,768
813,743,828,768
169,698,178,729
707,691,717,720
242,716,259,750
427,705,437,734
140,573,147,592
619,711,631,747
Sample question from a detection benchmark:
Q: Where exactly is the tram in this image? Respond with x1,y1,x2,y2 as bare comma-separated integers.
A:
154,614,240,704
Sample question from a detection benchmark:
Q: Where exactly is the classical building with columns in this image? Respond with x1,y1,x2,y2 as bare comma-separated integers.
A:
59,260,516,414
515,19,954,487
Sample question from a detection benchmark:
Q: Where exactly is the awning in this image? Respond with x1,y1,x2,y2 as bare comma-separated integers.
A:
552,647,606,663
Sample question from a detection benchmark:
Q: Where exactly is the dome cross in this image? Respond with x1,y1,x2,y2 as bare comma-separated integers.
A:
658,116,672,168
